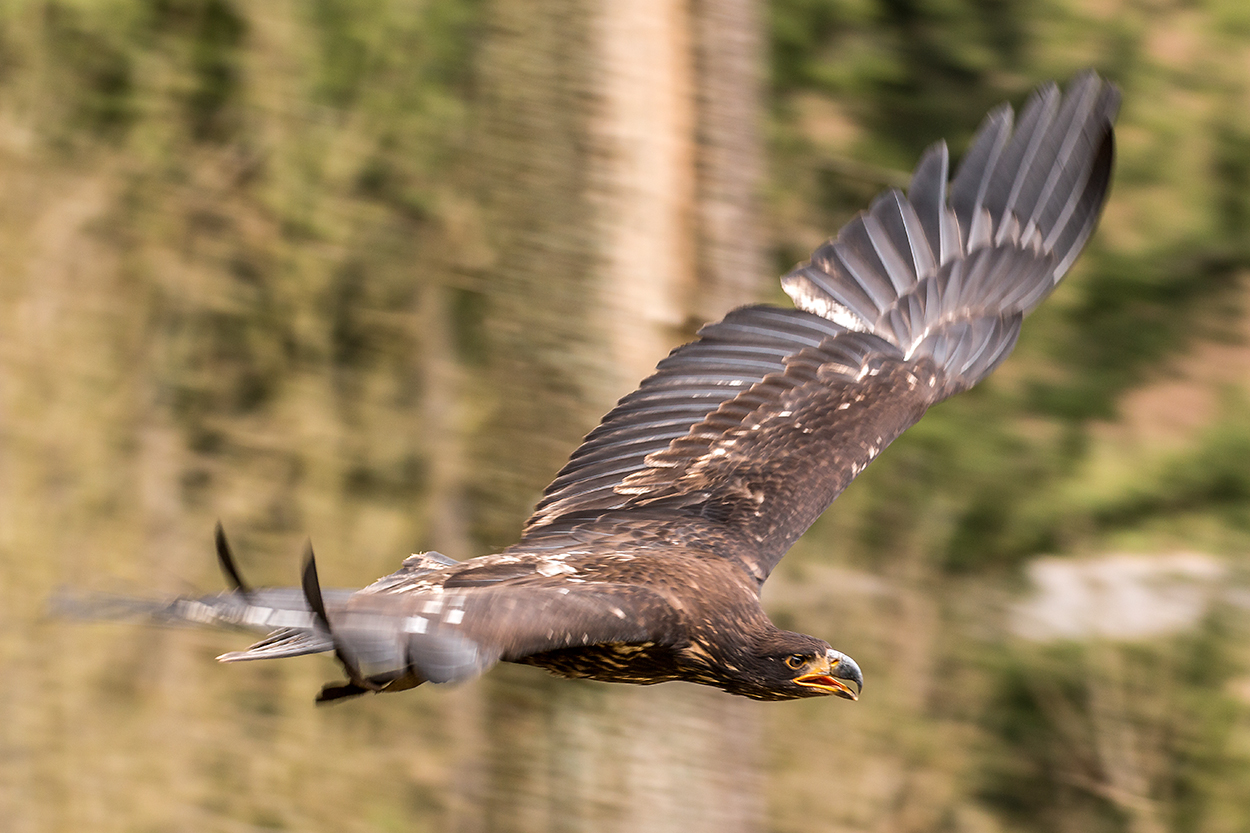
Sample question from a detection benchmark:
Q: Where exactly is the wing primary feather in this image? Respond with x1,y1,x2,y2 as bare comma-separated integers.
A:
214,522,253,600
833,220,898,313
1015,72,1099,239
906,142,949,263
300,543,330,631
987,83,1060,244
781,266,878,328
865,191,925,291
1046,115,1117,280
895,194,938,279
950,103,1012,234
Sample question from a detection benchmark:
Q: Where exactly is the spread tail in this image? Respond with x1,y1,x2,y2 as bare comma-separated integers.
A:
51,524,345,662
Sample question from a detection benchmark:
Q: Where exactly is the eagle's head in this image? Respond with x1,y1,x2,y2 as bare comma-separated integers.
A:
693,630,863,702
782,644,862,701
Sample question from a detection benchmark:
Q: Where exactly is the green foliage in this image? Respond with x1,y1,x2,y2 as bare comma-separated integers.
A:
978,644,1125,833
978,618,1250,833
769,0,858,94
184,0,247,142
1087,398,1250,534
769,0,1034,159
1211,110,1250,241
309,0,372,107
42,3,136,136
1031,245,1245,421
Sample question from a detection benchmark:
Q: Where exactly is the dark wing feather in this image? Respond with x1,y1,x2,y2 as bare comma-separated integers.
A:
331,575,682,685
529,307,852,529
522,311,955,581
441,583,679,663
610,341,947,577
519,73,1118,584
216,554,683,687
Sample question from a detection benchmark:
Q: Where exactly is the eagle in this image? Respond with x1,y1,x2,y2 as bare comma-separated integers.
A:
71,73,1118,704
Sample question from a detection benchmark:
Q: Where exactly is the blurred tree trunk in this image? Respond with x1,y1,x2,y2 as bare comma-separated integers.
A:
465,0,766,831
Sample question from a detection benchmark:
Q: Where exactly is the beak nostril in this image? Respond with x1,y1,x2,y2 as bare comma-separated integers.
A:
827,650,864,693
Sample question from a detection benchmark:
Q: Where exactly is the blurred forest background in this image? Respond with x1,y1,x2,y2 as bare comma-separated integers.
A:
2,0,1250,831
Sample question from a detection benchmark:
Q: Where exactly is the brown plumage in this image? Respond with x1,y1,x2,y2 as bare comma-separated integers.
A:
69,73,1118,704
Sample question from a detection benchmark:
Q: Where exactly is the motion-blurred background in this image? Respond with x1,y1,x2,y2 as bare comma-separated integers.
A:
2,1,1249,831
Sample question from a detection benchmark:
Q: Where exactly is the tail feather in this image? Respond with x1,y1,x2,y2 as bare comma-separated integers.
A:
50,589,171,622
53,528,437,701
219,627,334,662
52,586,349,660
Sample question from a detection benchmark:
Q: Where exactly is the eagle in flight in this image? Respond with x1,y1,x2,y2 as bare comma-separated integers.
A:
76,73,1118,703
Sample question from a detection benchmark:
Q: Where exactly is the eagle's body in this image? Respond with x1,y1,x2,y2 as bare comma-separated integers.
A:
72,73,1120,704
364,544,764,694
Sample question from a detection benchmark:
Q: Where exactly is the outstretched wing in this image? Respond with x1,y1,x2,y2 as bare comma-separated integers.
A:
331,568,683,687
212,550,685,690
520,73,1119,584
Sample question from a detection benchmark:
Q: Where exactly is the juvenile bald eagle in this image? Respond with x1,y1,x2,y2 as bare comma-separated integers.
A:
76,73,1118,703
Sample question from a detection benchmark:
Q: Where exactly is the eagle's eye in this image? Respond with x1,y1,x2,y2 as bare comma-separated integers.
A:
784,654,807,670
